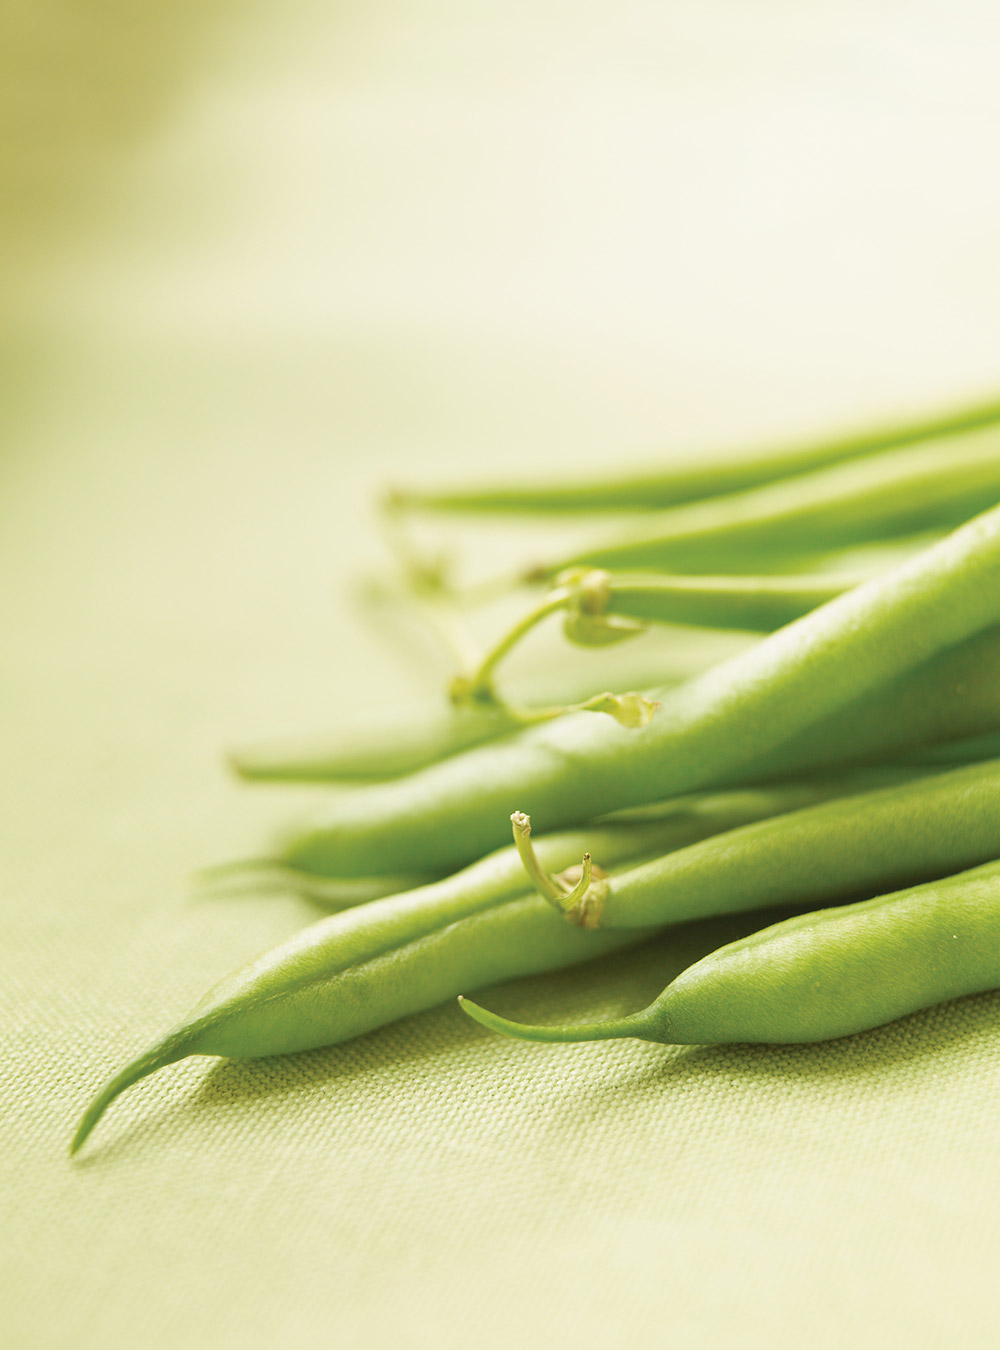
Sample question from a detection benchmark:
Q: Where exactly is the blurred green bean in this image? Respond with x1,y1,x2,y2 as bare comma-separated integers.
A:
533,432,1000,577
389,392,1000,514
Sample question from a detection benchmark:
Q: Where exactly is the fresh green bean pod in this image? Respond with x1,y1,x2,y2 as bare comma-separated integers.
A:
76,810,709,1154
460,860,1000,1045
232,592,989,791
599,572,860,632
71,891,654,1156
232,572,851,787
390,393,1000,513
201,804,778,914
237,767,944,905
229,704,520,784
193,865,432,908
73,767,939,1151
279,624,1000,876
740,626,1000,785
533,432,1000,577
230,618,747,784
572,759,1000,927
279,509,1000,876
895,732,1000,768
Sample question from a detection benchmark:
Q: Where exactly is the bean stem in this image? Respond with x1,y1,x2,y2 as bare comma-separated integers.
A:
452,569,866,716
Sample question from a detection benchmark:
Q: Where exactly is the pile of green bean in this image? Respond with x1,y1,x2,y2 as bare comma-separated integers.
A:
73,397,1000,1154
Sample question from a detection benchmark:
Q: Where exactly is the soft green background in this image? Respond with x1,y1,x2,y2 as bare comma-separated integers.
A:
4,4,1000,1346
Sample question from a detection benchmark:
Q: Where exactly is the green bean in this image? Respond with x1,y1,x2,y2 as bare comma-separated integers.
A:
272,623,1000,875
79,759,1000,1150
530,432,1000,577
740,625,1000,785
520,759,1000,928
230,621,753,785
389,393,1000,513
452,570,866,712
210,766,922,904
895,732,1000,767
72,766,943,1150
73,810,741,1154
70,891,653,1156
277,509,1000,877
229,703,520,784
192,863,431,908
459,860,1000,1045
231,613,997,791
598,571,864,632
596,761,973,823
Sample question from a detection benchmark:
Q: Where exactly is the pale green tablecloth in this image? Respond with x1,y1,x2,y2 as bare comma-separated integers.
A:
4,4,1000,1346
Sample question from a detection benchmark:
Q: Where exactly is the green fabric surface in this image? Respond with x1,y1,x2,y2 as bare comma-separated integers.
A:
4,4,1000,1346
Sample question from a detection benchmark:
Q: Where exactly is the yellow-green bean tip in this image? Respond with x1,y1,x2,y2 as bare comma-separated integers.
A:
457,997,564,1042
457,997,638,1043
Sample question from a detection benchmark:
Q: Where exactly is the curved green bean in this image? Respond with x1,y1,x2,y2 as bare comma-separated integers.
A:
741,626,1000,785
453,570,865,712
599,571,863,631
270,623,1000,875
390,392,1000,513
532,432,1000,577
231,624,1000,791
229,703,520,784
74,813,705,1154
459,860,1000,1045
76,757,1000,1150
523,759,1000,928
73,766,944,1151
71,891,653,1156
203,764,940,907
278,509,1000,877
233,547,941,791
230,621,750,784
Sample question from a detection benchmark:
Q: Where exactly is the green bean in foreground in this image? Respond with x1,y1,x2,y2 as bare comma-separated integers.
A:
73,767,935,1151
521,759,1000,928
243,774,920,903
459,860,1000,1045
71,894,652,1157
70,857,655,1155
389,391,1000,513
739,625,1000,786
278,509,1000,877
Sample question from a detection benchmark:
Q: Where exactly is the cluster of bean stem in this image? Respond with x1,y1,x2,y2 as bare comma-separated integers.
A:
73,395,1000,1154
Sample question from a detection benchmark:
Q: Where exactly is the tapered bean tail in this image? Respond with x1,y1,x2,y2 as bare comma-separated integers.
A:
456,996,642,1043
193,861,422,908
70,1032,191,1156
